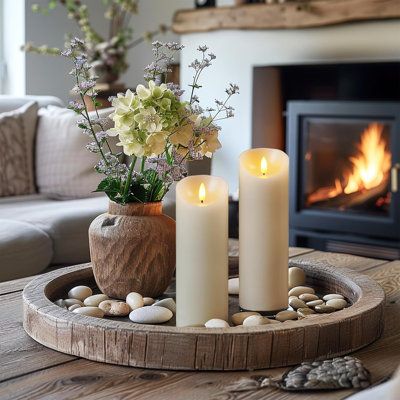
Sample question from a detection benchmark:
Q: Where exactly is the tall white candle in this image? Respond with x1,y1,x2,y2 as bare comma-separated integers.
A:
176,175,229,327
239,148,289,312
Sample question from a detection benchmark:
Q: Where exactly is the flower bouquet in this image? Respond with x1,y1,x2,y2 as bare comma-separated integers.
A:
63,38,239,298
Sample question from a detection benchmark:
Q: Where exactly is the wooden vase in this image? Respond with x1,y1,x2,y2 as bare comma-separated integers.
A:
89,201,176,299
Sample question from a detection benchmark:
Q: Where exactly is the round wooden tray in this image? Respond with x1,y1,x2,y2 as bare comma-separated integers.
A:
23,259,385,371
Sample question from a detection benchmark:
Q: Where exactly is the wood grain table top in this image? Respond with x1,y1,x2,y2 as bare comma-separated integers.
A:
0,245,399,400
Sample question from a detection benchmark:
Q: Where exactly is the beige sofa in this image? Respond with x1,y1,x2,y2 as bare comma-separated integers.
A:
0,95,186,282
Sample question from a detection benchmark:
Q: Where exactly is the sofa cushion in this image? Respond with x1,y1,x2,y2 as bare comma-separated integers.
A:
0,195,109,265
0,219,52,282
0,95,63,113
0,192,176,268
36,106,116,200
0,102,38,197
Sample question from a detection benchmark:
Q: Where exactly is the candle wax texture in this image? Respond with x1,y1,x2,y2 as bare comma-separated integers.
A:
176,175,229,327
239,148,289,312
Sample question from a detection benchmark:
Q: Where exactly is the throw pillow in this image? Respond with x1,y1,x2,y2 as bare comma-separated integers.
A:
0,102,38,197
36,106,117,199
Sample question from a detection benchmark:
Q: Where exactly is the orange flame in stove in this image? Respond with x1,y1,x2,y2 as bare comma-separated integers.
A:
343,123,391,194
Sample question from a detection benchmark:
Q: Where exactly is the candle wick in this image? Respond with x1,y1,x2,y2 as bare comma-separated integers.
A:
262,173,266,176
201,200,204,204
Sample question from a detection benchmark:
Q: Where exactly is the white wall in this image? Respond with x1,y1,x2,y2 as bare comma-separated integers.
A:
23,0,192,102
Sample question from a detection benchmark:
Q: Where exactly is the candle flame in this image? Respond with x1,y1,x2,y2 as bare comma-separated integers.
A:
199,182,206,204
260,157,268,176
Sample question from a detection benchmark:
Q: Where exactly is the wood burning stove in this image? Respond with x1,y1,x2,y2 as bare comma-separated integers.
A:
288,101,400,259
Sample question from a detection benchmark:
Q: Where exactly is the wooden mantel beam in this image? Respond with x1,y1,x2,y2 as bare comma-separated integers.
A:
172,0,400,34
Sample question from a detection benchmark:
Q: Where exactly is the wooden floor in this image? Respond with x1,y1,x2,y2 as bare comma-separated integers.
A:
0,246,399,400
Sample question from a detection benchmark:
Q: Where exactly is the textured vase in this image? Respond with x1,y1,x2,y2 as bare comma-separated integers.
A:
89,201,176,299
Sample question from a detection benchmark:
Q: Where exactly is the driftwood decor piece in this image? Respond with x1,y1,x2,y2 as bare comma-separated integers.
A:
23,256,385,371
172,0,400,33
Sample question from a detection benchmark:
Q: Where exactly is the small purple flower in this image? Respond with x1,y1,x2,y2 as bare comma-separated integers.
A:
70,37,84,48
86,142,100,153
225,83,240,96
61,49,72,57
167,83,185,98
79,80,96,91
95,131,108,142
68,100,85,112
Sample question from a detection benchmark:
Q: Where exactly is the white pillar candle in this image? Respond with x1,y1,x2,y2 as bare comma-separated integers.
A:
239,148,289,313
176,175,229,327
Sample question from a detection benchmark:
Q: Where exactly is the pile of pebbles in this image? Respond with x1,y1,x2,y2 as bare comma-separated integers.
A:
54,266,348,327
218,266,349,328
54,286,176,324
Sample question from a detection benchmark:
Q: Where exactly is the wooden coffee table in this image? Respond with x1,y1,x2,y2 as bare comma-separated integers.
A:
1,246,399,400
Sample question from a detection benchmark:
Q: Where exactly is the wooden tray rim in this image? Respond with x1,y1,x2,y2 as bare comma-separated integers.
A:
23,260,385,335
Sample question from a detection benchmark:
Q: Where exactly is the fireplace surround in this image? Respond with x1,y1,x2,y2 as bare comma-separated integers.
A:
288,101,400,259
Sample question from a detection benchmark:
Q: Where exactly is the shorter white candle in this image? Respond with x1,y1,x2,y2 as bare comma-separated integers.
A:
176,175,229,327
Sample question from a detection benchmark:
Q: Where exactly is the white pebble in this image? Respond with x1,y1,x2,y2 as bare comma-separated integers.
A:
64,299,84,307
228,278,239,295
276,310,298,322
231,311,260,326
68,304,81,311
129,306,172,324
68,286,92,301
73,306,104,318
323,294,344,301
205,319,230,328
299,293,319,302
306,299,324,308
288,286,315,297
326,299,348,310
243,315,269,326
99,300,130,316
126,292,144,311
143,297,155,306
154,298,176,314
84,294,109,307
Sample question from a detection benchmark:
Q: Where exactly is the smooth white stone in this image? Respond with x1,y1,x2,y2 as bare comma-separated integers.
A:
68,304,82,311
326,299,348,310
231,311,260,326
67,286,93,301
84,294,109,307
299,293,319,302
243,315,270,326
64,299,84,307
288,267,306,289
323,294,345,301
129,306,173,324
228,278,239,295
143,297,155,306
154,298,176,314
54,299,66,308
126,292,144,311
205,319,230,328
73,306,104,318
288,286,315,297
306,299,324,307
276,310,298,322
288,297,308,310
99,300,130,316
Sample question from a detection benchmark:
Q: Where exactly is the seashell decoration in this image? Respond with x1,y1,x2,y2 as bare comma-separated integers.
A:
226,356,371,392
